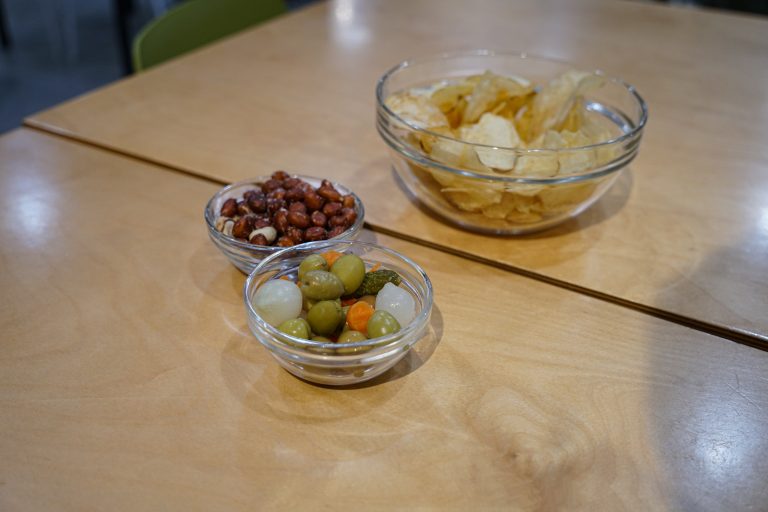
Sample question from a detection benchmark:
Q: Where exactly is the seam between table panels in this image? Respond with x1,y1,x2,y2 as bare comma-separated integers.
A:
23,122,230,187
364,225,768,352
23,123,768,353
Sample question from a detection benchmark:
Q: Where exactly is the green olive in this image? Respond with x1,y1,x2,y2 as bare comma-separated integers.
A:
277,318,311,339
298,254,328,280
300,270,345,300
335,346,371,355
308,343,335,355
331,254,366,295
311,335,332,342
302,295,317,311
339,306,351,335
338,330,367,343
367,310,401,338
307,300,344,335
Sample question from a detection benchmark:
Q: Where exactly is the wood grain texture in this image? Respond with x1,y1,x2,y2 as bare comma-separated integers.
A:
24,0,768,344
1,129,768,511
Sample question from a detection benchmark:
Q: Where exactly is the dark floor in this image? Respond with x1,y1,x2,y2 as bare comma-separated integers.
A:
1,0,128,134
0,0,764,136
0,0,315,135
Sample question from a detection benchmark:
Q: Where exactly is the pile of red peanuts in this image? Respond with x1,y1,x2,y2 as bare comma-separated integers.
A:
215,171,358,247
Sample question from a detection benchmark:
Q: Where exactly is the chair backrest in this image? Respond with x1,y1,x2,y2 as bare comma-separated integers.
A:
132,0,286,71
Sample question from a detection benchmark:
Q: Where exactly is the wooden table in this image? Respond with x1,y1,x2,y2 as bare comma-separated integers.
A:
2,128,768,510
24,0,768,347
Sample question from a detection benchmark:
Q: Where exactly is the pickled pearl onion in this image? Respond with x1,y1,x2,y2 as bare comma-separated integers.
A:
375,282,416,328
252,279,303,327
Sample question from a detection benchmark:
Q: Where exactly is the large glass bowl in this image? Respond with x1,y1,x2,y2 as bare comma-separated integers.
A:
243,240,433,386
205,175,365,274
376,50,647,235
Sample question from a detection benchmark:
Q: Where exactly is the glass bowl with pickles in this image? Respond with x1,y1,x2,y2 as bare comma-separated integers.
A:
243,240,433,385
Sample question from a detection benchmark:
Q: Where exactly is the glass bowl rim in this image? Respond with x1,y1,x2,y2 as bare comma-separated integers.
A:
243,239,434,352
375,49,648,153
204,174,366,253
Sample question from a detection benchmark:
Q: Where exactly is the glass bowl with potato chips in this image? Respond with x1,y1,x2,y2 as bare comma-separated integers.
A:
376,50,647,234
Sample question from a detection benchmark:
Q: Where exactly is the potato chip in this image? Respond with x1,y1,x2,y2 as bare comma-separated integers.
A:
428,134,488,173
443,96,467,129
464,73,488,85
481,191,536,219
537,181,597,211
523,70,604,142
437,173,505,212
463,72,533,124
505,210,543,224
555,97,586,132
430,83,474,114
506,183,546,197
385,92,448,130
580,114,620,166
442,185,502,211
513,153,559,177
560,129,592,147
426,136,464,169
416,125,454,154
493,91,535,121
460,113,520,171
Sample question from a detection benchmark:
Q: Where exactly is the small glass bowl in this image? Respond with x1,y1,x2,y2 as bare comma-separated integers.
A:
376,50,648,235
205,175,365,274
243,240,433,386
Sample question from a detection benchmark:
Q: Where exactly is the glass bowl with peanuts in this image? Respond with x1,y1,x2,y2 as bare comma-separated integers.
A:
205,171,365,273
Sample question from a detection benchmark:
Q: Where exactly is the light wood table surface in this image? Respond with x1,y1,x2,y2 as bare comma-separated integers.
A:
24,0,768,346
2,128,768,510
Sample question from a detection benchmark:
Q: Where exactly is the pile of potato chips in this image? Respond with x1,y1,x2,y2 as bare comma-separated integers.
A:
385,70,621,224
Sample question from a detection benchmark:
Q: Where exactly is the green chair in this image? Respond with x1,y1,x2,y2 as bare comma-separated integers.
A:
132,0,286,72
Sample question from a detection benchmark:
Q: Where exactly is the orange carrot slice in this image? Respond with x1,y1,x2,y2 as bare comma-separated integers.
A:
346,301,374,334
322,251,343,267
